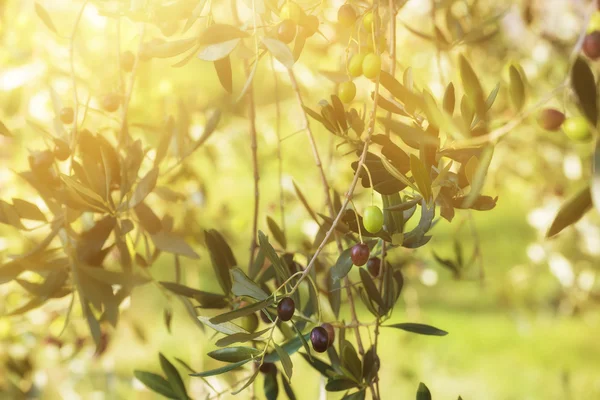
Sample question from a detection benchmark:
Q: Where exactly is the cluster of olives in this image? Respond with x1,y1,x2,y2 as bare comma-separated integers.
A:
337,4,383,103
273,297,335,353
538,108,592,141
276,2,319,44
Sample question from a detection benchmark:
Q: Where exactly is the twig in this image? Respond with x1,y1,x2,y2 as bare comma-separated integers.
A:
247,62,260,270
458,2,594,147
273,56,286,233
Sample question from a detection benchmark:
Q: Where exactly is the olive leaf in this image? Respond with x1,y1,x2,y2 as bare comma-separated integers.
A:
209,298,272,324
231,268,269,300
151,231,199,259
134,371,178,399
198,24,249,46
546,185,592,238
508,65,526,112
34,2,57,34
331,247,354,282
592,143,600,214
159,354,188,400
129,168,159,208
384,322,448,336
266,216,287,249
274,343,293,380
207,347,261,363
205,229,234,294
459,54,486,120
214,56,233,93
198,39,240,61
189,359,250,377
416,382,432,400
571,57,597,126
262,38,295,69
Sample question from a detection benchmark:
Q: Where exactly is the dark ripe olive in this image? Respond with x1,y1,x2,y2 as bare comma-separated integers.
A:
260,310,273,324
277,297,295,321
583,31,600,60
29,150,54,170
53,139,71,161
367,257,381,277
310,326,329,353
321,323,335,347
259,362,276,374
60,107,74,124
350,243,370,266
121,51,135,73
278,19,297,44
538,108,565,131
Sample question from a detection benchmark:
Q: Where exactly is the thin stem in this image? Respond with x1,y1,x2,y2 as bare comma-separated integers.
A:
288,68,369,355
247,61,260,270
273,56,286,233
118,20,146,146
68,0,89,156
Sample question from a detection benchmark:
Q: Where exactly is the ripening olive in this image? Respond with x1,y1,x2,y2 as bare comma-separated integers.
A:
280,2,304,23
60,107,74,124
583,31,600,60
321,323,335,347
350,243,370,266
102,93,121,113
278,19,297,44
338,4,357,27
538,108,565,131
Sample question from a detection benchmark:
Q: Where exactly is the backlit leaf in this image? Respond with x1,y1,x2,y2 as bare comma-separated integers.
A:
207,347,260,363
384,322,448,336
571,57,598,126
189,359,250,377
198,24,249,46
151,231,199,259
508,65,526,112
262,38,295,69
34,3,57,34
134,371,178,399
266,216,287,249
159,354,188,400
274,343,293,380
214,56,233,93
232,268,269,300
416,382,432,400
546,185,592,238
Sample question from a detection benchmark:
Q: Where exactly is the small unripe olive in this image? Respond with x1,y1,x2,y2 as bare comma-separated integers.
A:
563,116,592,141
363,205,384,233
60,107,74,124
240,313,259,333
280,2,304,23
102,93,121,113
53,139,71,161
348,53,365,77
362,53,381,79
338,81,356,103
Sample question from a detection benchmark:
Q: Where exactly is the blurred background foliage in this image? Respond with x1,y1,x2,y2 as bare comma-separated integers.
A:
0,0,599,399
